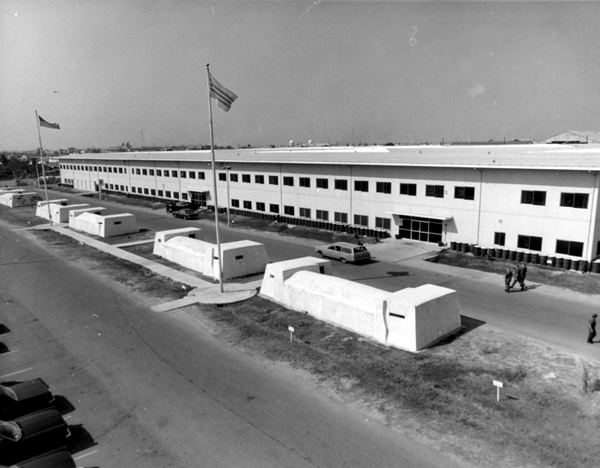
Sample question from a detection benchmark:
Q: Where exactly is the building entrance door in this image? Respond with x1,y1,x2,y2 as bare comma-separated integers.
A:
398,215,443,244
189,191,208,207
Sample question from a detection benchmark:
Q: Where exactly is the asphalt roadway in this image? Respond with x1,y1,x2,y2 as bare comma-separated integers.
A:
0,215,465,466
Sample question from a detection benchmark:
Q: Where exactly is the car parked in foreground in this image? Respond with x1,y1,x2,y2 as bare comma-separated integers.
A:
0,379,54,419
8,447,75,468
172,208,202,220
315,242,371,263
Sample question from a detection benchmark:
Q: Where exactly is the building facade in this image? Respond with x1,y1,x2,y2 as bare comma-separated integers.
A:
59,144,600,262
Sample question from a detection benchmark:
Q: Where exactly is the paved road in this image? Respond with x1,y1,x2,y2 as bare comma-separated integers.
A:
0,219,463,467
46,189,600,363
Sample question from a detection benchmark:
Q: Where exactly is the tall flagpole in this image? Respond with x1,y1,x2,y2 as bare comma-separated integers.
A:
206,64,224,293
35,110,52,225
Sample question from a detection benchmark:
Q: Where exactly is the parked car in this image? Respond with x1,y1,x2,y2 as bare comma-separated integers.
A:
165,201,198,213
0,379,54,419
314,242,371,263
8,447,75,468
0,409,70,460
172,208,202,220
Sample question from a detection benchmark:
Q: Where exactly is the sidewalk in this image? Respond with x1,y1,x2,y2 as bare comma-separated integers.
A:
31,223,259,311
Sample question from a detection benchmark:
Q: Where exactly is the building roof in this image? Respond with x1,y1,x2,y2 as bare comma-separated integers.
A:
541,131,600,144
60,144,600,171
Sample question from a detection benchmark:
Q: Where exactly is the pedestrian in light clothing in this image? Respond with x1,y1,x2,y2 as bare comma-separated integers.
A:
587,314,597,344
512,262,527,291
504,267,514,293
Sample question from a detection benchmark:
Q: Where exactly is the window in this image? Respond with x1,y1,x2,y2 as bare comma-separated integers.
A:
355,180,369,192
119,168,124,174
242,174,251,183
219,173,227,181
163,170,169,177
182,193,188,200
229,173,238,182
255,175,265,184
189,171,195,179
426,185,444,198
135,169,141,175
494,232,506,246
269,175,279,185
335,212,348,224
142,169,147,175
518,235,543,251
521,190,546,206
108,167,113,173
231,199,240,207
354,214,368,226
149,169,154,176
316,178,328,189
173,192,179,199
158,190,163,197
299,207,311,218
171,170,177,177
284,205,295,216
375,217,391,230
270,204,280,213
243,200,252,209
560,193,589,209
143,188,149,195
376,182,391,194
455,186,475,200
198,172,205,180
299,177,310,188
316,210,329,221
165,191,172,198
256,202,265,211
157,169,162,176
180,171,186,178
400,183,417,196
137,187,143,194
283,176,294,186
556,240,584,257
102,167,107,172
335,179,348,191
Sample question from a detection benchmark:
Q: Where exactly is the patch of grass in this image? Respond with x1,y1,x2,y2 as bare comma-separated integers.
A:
195,295,600,468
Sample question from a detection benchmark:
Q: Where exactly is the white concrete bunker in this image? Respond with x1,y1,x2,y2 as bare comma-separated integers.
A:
154,232,269,281
68,210,138,238
260,257,461,352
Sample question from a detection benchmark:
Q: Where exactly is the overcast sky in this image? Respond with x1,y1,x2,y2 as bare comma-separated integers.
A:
2,1,600,151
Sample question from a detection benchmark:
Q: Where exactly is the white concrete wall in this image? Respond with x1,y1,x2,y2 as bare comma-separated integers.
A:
35,199,69,219
260,260,461,352
49,204,90,223
0,188,25,195
261,257,332,301
162,237,216,278
153,227,202,256
100,214,138,237
68,207,106,221
220,240,269,280
69,212,103,236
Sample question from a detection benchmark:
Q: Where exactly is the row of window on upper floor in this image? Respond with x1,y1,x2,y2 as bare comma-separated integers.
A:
61,164,590,208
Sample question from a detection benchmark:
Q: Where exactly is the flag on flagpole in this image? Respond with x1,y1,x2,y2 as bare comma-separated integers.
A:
208,72,238,112
38,115,60,130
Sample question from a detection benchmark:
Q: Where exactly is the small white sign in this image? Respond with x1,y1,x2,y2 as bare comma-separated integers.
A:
493,380,503,388
288,326,295,332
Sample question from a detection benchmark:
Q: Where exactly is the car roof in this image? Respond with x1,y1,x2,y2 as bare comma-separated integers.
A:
330,242,363,248
13,409,65,438
0,379,50,402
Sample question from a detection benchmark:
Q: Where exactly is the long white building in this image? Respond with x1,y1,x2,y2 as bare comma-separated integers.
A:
59,144,600,265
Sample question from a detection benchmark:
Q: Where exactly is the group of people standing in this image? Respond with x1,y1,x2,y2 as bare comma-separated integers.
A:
504,262,527,293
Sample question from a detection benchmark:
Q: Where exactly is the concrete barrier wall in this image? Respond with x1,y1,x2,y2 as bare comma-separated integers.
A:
35,199,69,219
220,241,269,280
153,228,202,257
260,258,461,352
50,204,90,223
69,212,103,236
162,237,216,278
100,214,138,237
68,207,106,220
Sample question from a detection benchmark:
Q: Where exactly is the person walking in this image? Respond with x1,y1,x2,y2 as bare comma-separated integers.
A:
587,314,597,344
512,262,528,291
504,267,514,293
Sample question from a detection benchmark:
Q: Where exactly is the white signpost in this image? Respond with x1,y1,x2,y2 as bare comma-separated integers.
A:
288,326,295,342
493,380,503,402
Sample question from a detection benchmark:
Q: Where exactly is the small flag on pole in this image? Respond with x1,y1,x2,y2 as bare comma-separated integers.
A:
38,115,60,130
209,72,238,112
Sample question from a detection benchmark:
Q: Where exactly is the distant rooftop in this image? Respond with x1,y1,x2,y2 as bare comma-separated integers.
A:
60,143,600,171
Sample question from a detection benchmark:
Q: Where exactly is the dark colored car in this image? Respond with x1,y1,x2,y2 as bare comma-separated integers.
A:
165,201,198,213
8,448,75,468
172,209,201,220
0,409,70,462
0,379,54,419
